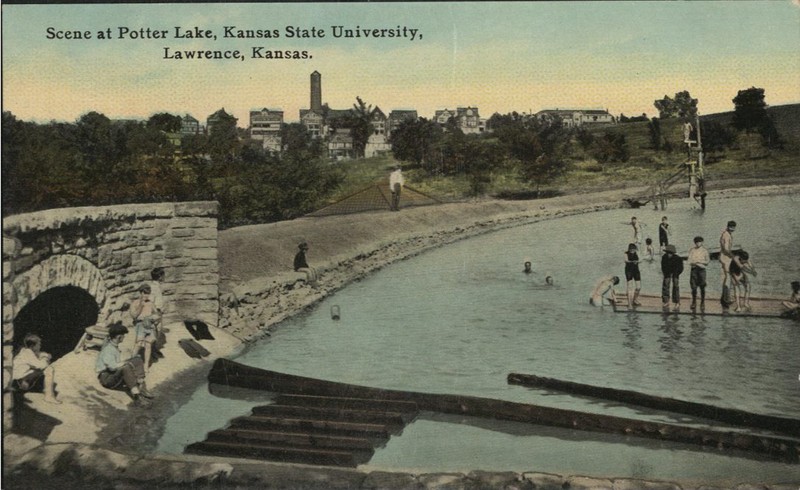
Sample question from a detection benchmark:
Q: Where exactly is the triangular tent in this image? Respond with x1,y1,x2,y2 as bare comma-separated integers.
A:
307,179,440,217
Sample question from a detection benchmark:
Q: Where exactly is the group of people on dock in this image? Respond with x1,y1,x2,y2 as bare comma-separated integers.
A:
591,217,798,315
10,268,166,409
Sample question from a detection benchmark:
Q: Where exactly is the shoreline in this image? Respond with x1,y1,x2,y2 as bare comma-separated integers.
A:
4,182,800,489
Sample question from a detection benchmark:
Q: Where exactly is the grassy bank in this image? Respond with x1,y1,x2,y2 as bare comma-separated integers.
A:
325,104,799,204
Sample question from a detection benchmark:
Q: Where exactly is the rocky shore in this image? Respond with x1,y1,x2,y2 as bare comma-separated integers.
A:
4,182,799,489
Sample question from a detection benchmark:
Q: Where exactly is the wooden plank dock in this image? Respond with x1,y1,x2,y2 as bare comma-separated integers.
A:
187,359,800,465
610,294,788,318
185,394,417,467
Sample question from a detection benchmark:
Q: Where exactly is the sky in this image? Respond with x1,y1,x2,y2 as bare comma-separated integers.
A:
2,1,799,125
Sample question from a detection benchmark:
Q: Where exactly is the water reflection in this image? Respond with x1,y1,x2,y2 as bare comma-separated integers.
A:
620,312,642,351
657,314,684,356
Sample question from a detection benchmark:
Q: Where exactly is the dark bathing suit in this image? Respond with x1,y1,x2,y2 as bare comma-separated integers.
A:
625,251,641,281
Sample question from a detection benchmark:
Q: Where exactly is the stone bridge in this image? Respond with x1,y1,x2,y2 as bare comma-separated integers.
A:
2,201,220,428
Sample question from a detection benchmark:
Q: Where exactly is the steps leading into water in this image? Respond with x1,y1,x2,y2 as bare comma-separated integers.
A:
185,394,419,467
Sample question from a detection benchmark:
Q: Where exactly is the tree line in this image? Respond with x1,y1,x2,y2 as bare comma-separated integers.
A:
1,86,783,226
1,111,340,228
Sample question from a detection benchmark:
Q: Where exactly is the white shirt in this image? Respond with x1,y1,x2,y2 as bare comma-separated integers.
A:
149,280,164,313
12,348,49,380
389,170,405,191
687,245,710,269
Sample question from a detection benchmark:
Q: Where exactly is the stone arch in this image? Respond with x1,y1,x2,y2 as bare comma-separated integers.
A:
12,254,108,316
8,254,108,360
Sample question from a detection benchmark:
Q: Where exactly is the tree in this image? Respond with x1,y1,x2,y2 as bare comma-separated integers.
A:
592,132,630,164
648,117,662,150
731,87,782,149
654,96,677,119
207,109,240,165
673,91,698,118
147,112,182,133
462,139,504,196
654,91,698,119
349,96,374,158
390,117,443,171
732,87,768,133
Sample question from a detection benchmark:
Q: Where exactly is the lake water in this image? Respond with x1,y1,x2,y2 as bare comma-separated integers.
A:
157,194,800,485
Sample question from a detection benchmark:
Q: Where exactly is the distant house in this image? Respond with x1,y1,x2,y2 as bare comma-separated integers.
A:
434,107,485,134
535,108,614,128
206,108,237,134
387,109,418,138
249,108,283,152
181,114,202,135
299,109,324,138
365,107,391,158
328,128,354,160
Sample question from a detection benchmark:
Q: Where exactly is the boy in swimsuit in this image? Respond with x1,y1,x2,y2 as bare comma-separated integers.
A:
590,276,620,306
730,251,756,312
624,243,642,307
719,221,736,308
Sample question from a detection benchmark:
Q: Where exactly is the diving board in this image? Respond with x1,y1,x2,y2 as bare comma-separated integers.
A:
609,294,788,318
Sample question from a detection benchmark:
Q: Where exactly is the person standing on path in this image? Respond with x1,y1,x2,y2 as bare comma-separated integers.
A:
661,244,684,310
389,166,405,211
623,243,642,307
687,236,710,310
719,221,737,308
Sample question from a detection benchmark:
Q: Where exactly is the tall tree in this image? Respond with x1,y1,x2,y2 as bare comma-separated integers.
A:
389,117,443,171
673,91,698,118
655,91,698,119
348,96,374,158
731,87,781,149
648,117,662,150
654,96,677,119
731,87,769,134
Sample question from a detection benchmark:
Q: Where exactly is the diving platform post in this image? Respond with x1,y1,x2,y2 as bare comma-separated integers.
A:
687,113,706,210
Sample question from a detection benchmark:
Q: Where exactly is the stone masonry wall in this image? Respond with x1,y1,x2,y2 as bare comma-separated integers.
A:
2,201,219,430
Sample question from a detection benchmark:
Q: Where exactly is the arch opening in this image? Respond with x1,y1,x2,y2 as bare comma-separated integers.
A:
13,286,99,361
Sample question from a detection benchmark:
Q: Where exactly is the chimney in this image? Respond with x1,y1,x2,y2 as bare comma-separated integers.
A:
310,71,322,112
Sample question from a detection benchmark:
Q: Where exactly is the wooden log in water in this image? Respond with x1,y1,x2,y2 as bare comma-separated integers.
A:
251,404,409,427
272,394,419,415
206,428,376,455
228,415,394,438
208,358,800,463
185,440,364,466
507,372,800,437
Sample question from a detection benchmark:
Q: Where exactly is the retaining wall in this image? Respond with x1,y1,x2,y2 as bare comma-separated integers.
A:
2,201,220,430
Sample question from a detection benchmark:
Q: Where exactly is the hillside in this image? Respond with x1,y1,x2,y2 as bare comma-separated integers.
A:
327,104,800,206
